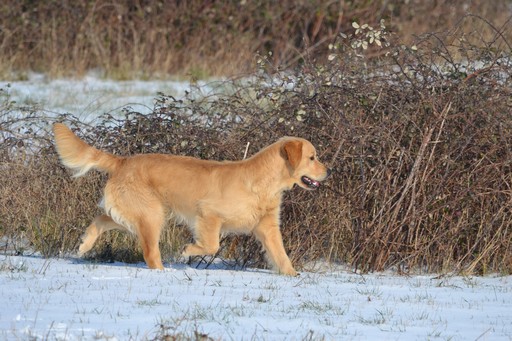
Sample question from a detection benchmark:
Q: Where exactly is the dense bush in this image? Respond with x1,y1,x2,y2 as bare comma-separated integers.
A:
1,15,512,274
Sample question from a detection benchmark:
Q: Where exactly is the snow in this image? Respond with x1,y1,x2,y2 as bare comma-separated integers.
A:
1,73,212,123
1,255,511,340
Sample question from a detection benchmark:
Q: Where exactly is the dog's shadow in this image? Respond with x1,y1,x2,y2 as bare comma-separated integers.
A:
70,255,263,273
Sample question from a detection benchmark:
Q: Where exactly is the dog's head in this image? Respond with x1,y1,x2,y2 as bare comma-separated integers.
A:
281,137,331,190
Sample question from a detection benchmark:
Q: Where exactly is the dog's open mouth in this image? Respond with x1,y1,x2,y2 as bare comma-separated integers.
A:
301,176,321,189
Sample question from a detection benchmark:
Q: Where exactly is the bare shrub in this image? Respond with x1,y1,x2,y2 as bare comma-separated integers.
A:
1,15,512,274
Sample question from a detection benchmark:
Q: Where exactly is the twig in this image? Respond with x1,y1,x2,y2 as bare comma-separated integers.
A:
475,327,493,341
243,142,250,160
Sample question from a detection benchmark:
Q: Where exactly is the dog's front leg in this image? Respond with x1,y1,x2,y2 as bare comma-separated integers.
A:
253,215,298,276
182,215,222,257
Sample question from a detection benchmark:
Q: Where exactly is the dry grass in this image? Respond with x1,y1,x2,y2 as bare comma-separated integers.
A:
1,8,512,274
1,0,511,79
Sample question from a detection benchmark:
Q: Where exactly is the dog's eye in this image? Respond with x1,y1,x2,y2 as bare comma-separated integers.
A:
310,156,315,161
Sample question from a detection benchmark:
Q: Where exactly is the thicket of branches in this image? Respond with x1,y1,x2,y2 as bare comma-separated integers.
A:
1,14,512,274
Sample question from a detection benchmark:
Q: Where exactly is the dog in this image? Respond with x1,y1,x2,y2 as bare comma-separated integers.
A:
53,123,330,275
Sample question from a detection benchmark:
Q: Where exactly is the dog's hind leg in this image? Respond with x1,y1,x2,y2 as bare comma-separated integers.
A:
78,214,129,256
135,208,166,270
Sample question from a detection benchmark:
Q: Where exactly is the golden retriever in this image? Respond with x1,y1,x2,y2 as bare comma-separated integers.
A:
53,123,330,275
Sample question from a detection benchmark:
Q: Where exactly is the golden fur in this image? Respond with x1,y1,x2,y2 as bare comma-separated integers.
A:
53,123,330,275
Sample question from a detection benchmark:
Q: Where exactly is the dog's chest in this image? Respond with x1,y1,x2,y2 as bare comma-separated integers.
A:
218,193,281,231
175,177,283,231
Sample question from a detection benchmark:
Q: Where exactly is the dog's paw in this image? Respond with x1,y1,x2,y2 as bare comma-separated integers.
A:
175,254,189,264
77,239,94,257
181,244,192,257
77,246,86,258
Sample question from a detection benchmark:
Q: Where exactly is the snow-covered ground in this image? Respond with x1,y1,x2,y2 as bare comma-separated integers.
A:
1,255,511,340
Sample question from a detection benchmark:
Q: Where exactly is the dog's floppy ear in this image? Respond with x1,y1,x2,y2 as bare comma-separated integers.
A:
283,140,303,169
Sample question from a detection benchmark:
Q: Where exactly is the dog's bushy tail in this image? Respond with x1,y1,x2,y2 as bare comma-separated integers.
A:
53,123,122,177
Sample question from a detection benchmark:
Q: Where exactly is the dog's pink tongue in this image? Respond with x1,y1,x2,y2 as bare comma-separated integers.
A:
302,176,320,189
